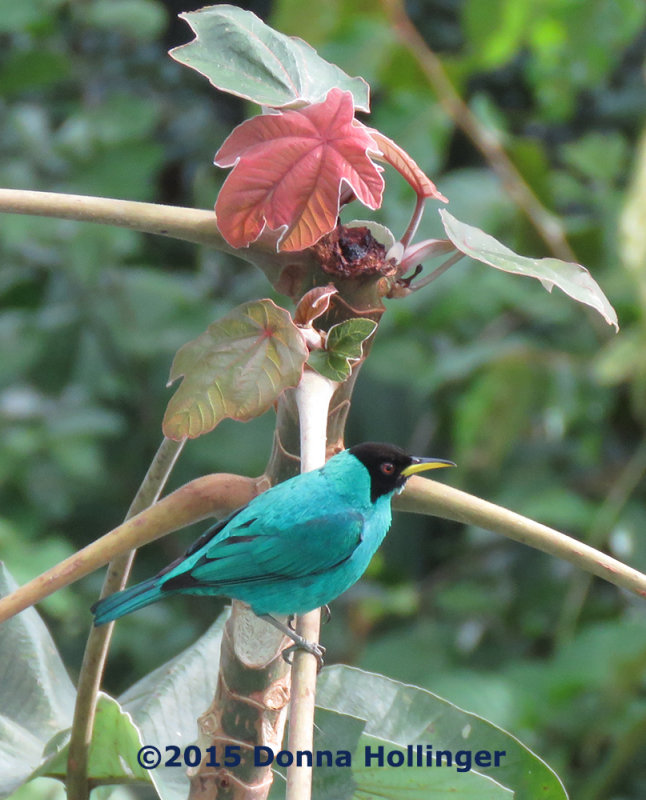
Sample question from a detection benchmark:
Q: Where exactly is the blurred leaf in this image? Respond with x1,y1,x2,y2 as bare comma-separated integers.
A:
0,51,70,95
453,357,542,471
440,210,619,330
309,318,377,381
0,564,75,798
163,299,307,439
75,0,167,40
0,0,64,33
595,328,646,385
463,0,530,69
318,666,568,799
170,4,370,110
560,131,629,184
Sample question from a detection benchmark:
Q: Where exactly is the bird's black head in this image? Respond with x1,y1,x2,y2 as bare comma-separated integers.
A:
348,442,454,502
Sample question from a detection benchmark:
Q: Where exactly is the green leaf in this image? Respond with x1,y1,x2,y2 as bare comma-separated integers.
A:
439,209,619,330
170,4,370,110
39,694,151,787
120,613,228,800
163,299,308,440
268,708,365,800
354,734,513,799
317,666,568,800
0,564,75,798
308,318,377,381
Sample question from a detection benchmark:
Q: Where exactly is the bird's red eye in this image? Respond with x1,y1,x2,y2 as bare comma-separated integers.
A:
381,462,395,475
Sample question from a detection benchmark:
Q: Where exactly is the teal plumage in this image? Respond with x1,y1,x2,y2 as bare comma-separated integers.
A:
92,444,453,638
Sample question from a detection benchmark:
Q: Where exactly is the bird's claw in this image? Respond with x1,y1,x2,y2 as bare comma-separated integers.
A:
282,640,326,672
321,604,331,625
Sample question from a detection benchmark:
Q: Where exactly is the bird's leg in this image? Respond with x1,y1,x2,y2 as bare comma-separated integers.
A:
258,614,326,671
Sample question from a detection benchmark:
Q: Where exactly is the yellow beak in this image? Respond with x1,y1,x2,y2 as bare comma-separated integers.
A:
401,457,456,478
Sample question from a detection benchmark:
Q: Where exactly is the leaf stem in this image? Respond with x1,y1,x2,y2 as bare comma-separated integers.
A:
287,370,338,800
396,476,646,598
400,194,426,249
67,436,185,800
409,251,465,291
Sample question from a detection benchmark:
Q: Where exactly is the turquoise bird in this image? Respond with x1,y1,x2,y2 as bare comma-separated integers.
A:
92,442,454,662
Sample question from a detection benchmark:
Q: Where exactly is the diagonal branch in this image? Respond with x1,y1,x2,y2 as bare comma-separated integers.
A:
395,476,646,597
0,472,262,624
382,0,577,263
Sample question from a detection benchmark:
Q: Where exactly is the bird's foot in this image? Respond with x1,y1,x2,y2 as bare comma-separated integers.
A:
321,604,331,624
282,638,326,672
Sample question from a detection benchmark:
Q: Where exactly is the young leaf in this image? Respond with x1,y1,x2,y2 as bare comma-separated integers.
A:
308,318,377,381
440,210,619,330
369,129,448,202
170,5,369,111
293,284,338,327
214,89,384,252
163,300,308,440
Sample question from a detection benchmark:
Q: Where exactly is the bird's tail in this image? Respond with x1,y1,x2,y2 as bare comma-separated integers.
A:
92,577,162,625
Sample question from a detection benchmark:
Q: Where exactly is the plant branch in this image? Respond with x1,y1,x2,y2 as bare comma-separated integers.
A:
67,437,185,800
287,370,338,800
382,0,577,263
0,472,261,624
0,188,231,249
395,476,646,598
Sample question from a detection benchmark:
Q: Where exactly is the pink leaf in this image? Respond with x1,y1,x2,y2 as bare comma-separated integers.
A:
214,88,384,252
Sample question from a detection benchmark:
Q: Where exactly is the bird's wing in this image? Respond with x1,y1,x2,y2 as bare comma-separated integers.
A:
161,510,365,590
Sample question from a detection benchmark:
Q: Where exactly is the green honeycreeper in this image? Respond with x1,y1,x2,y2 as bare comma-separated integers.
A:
92,442,454,662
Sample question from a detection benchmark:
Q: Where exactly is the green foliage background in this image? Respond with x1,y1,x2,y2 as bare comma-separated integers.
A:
1,1,646,798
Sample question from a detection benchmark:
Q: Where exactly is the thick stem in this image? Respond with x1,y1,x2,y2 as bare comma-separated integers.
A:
67,437,185,800
0,189,226,249
0,188,312,297
286,371,338,800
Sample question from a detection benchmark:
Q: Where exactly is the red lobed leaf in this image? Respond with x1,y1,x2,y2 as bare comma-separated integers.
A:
214,88,384,252
368,128,447,203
